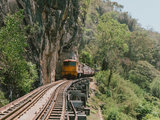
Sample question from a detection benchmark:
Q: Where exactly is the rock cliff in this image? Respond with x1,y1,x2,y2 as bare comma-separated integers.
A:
0,0,86,84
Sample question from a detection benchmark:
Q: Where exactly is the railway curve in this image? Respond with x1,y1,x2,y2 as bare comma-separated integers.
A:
0,78,91,120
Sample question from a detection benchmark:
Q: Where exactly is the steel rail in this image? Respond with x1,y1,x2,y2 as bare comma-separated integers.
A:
0,83,50,113
44,84,63,120
65,78,87,120
0,80,63,120
0,78,86,120
36,81,72,120
33,80,68,120
70,101,78,120
60,81,71,120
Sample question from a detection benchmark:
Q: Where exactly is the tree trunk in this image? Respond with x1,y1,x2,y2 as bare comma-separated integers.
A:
108,69,113,87
102,59,108,70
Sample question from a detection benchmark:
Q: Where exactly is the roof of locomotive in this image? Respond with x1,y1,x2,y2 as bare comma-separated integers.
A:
63,59,78,62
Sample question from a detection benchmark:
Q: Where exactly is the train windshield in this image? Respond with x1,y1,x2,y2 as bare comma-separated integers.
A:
64,61,76,66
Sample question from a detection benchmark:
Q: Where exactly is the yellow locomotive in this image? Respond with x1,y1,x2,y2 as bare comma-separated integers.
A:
62,59,94,79
62,59,78,78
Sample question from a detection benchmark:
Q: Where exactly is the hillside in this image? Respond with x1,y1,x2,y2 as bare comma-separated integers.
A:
87,72,160,120
80,0,160,119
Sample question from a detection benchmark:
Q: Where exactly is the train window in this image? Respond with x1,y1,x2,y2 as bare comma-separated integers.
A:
64,62,69,66
70,62,76,66
64,61,76,66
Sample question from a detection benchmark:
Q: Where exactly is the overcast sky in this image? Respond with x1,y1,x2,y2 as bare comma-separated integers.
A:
111,0,160,33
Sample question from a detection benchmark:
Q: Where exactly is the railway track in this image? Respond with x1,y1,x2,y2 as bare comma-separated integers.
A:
0,78,90,120
33,81,72,120
0,80,72,120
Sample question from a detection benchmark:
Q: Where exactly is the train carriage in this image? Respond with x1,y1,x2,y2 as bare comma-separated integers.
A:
62,59,94,79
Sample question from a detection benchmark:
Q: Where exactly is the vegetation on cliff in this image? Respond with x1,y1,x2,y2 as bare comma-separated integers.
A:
0,11,38,101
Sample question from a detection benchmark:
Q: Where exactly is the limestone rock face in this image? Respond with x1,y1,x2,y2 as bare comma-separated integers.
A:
0,0,84,84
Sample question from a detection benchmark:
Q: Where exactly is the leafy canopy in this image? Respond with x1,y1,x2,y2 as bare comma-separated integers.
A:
79,51,93,67
96,12,130,71
0,10,38,101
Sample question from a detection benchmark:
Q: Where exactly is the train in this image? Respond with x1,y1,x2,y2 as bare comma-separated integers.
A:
62,59,95,79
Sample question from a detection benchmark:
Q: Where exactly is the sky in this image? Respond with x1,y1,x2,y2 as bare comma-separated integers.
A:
111,0,160,33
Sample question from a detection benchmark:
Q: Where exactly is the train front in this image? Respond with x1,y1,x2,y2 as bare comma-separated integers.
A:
62,59,78,79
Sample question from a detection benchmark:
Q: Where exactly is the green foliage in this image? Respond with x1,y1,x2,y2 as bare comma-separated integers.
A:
95,71,113,96
95,71,109,86
0,90,9,107
152,39,160,70
94,12,131,86
142,114,159,120
0,10,38,101
127,32,154,62
121,31,154,78
135,102,153,120
78,0,91,27
0,11,26,59
17,62,38,93
151,77,160,98
96,12,130,73
129,61,160,91
79,51,93,67
117,12,137,32
81,0,91,12
94,71,160,120
97,12,130,53
107,109,121,120
83,1,160,120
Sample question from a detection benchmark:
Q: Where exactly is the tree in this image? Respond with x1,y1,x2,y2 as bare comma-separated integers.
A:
117,12,137,32
129,61,160,91
0,10,38,101
122,31,154,78
96,12,130,86
79,51,93,67
152,41,160,70
151,77,160,98
127,31,154,62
